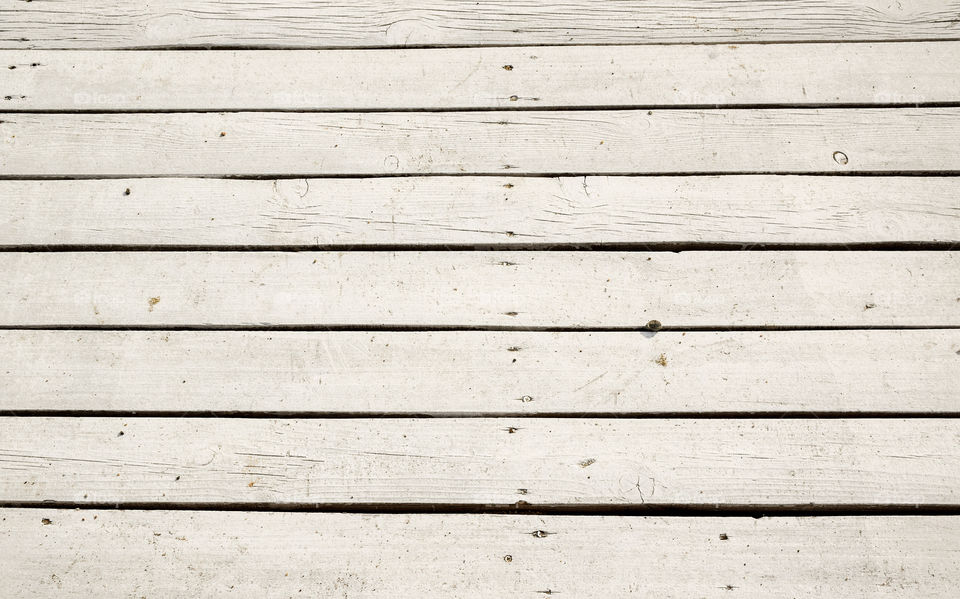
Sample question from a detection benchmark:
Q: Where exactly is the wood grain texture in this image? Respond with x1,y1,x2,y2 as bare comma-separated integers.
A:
3,42,958,110
1,418,957,505
0,251,957,327
3,109,960,176
4,176,959,247
3,330,958,414
3,1,960,49
3,511,958,597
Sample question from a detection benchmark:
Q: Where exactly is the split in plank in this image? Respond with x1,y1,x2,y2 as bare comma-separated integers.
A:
2,330,958,414
3,42,958,110
3,175,958,247
3,511,958,597
1,418,958,505
3,1,960,49
0,251,956,327
4,109,960,176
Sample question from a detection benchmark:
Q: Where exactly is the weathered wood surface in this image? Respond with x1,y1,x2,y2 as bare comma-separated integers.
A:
3,330,957,414
3,1,960,49
4,176,959,247
1,418,957,505
4,511,958,597
3,42,957,110
1,251,956,327
3,109,960,176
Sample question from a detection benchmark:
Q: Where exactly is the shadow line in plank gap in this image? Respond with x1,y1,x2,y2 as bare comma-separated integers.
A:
4,171,960,181
4,411,960,419
4,502,960,517
6,103,960,114
1,325,957,332
21,38,960,51
1,242,956,252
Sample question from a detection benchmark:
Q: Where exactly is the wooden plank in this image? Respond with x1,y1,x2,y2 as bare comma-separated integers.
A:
3,1,960,49
0,251,956,327
2,330,957,414
3,109,960,176
1,418,957,505
3,511,958,598
4,43,958,110
3,176,959,247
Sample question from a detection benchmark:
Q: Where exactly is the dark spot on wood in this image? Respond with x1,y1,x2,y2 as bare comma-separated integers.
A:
509,95,519,101
497,261,517,266
505,231,515,237
579,458,596,468
41,518,52,525
864,303,876,310
503,554,513,562
219,131,226,137
7,66,15,70
655,353,668,367
123,188,131,196
507,346,521,352
517,488,528,495
505,427,519,434
503,65,513,71
531,530,551,538
175,475,181,481
516,395,533,403
503,183,514,188
646,320,663,331
503,311,519,317
117,431,124,437
719,533,729,540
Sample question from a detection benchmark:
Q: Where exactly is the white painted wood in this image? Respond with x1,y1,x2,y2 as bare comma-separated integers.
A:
0,251,955,327
3,42,957,110
3,109,959,176
3,511,958,597
3,1,960,48
1,418,957,505
3,176,958,246
3,330,957,414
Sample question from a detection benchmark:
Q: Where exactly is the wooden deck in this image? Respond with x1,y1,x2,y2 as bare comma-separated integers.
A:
1,2,959,596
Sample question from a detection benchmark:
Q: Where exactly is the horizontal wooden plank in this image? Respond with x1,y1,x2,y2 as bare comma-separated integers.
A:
3,511,958,597
4,1,960,48
4,42,958,110
0,251,956,327
3,330,957,414
3,109,960,176
1,418,957,505
3,176,959,246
